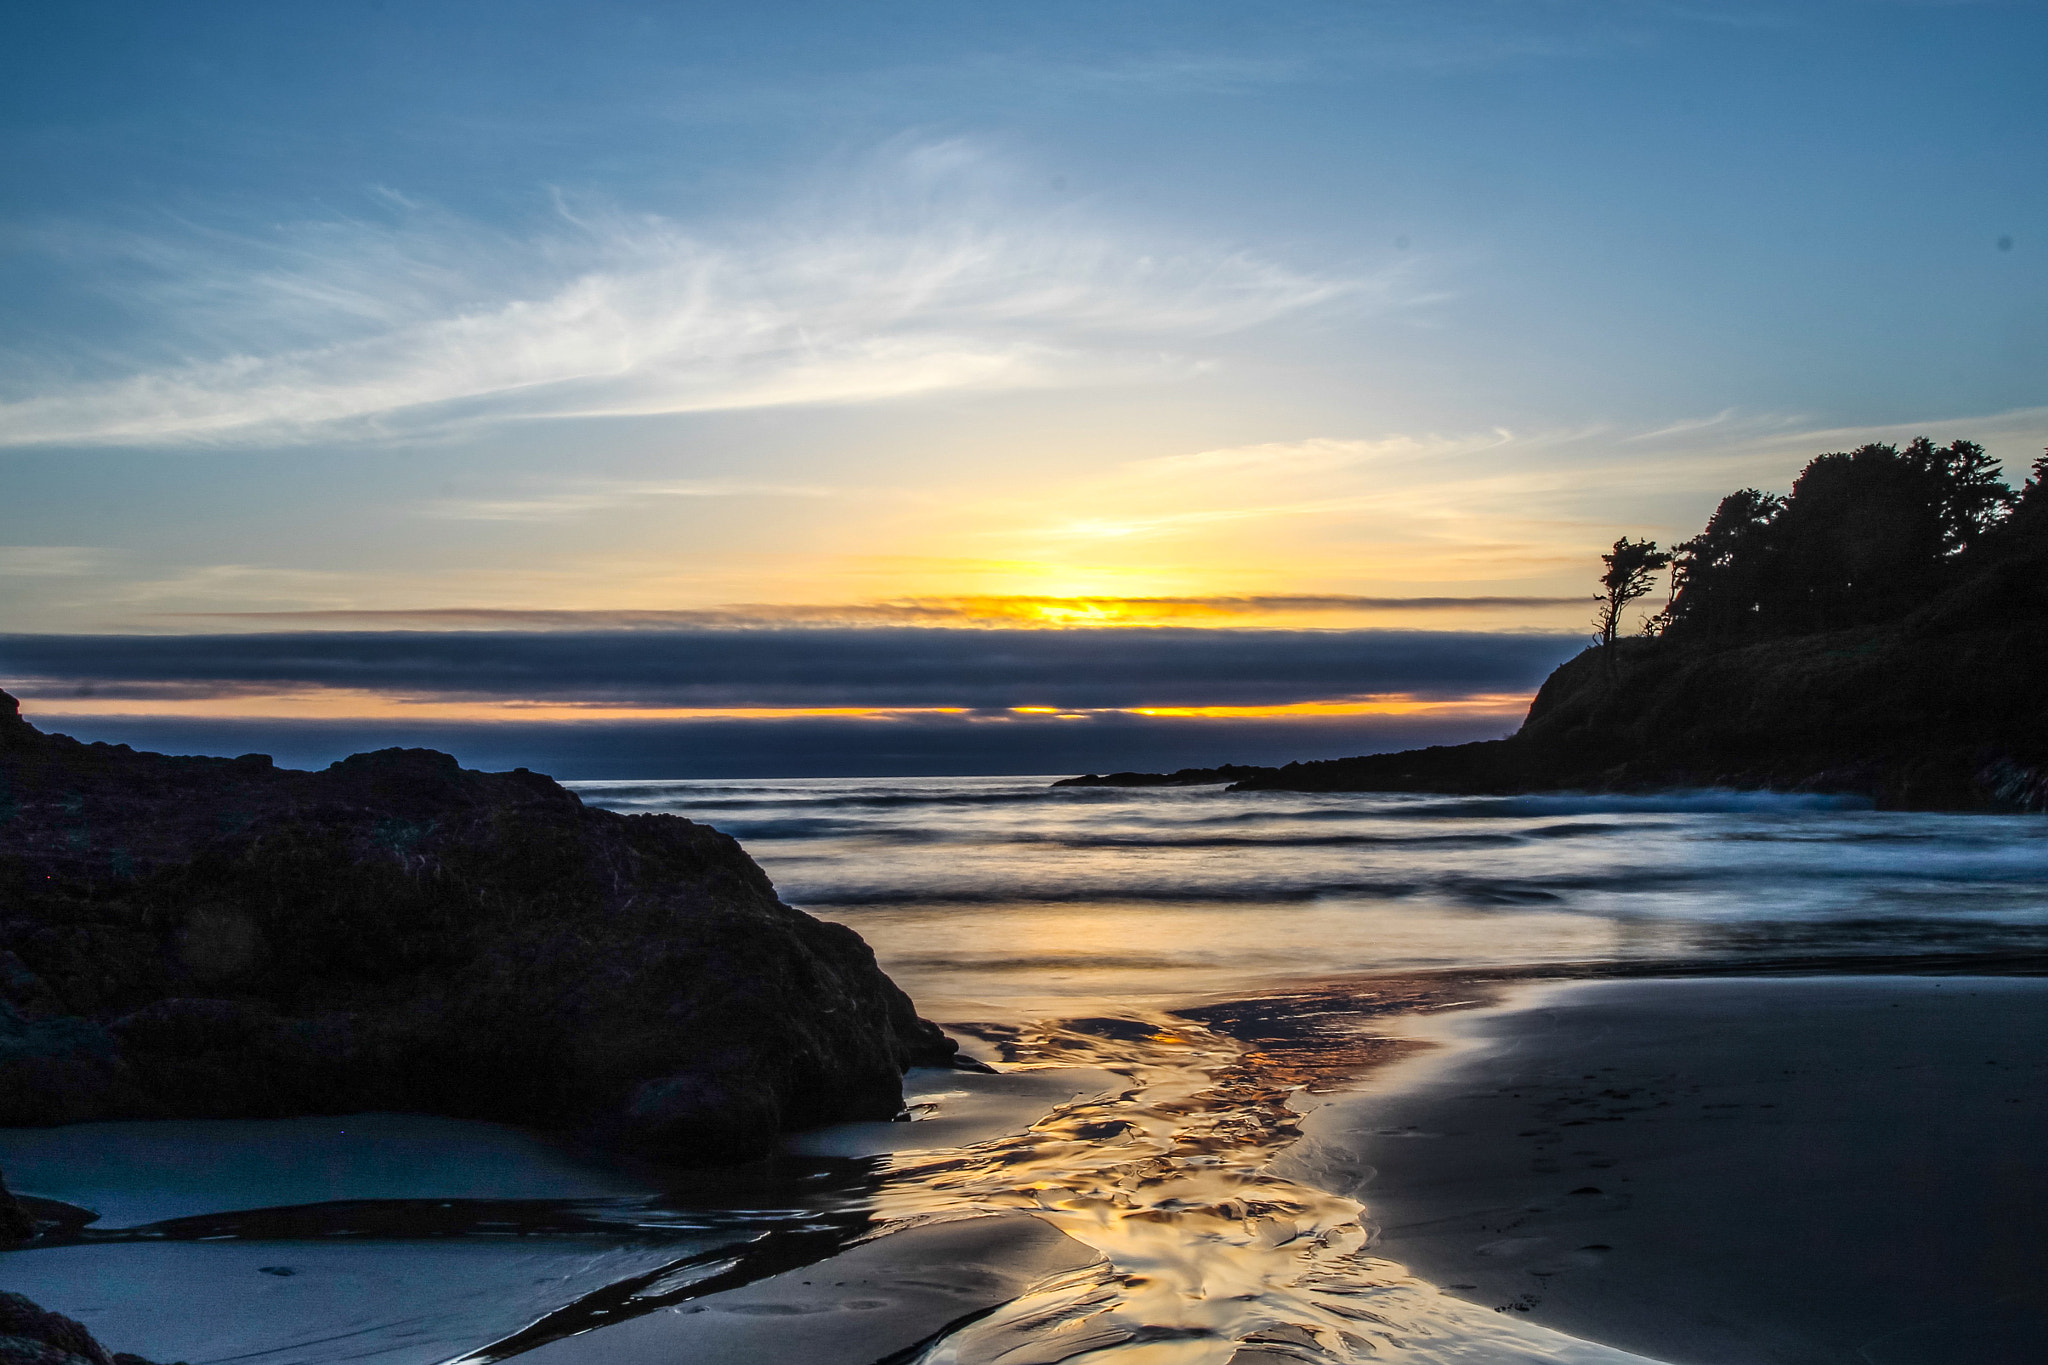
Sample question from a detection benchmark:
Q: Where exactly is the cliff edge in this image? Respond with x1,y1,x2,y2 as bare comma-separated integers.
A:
1231,600,2048,808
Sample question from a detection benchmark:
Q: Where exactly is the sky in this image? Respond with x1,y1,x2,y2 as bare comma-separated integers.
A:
2,0,2043,775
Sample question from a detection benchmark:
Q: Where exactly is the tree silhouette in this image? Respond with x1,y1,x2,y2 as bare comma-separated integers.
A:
2005,450,2048,544
1760,441,2011,631
1665,488,1781,638
1595,537,1671,654
1902,437,2010,555
1659,438,2019,639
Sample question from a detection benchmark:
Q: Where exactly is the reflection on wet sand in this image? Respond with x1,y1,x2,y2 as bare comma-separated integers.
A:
13,962,2047,1362
4,984,1637,1364
880,1010,1647,1365
494,996,1649,1363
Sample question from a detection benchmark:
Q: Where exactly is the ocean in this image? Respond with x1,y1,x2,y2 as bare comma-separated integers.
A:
575,776,2048,1016
5,776,2045,1364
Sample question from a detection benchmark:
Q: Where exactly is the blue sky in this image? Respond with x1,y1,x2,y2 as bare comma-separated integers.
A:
1,1,2042,773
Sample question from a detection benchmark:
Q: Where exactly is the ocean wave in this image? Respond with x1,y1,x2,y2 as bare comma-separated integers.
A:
1709,825,2029,845
697,818,954,843
586,787,1125,814
792,879,1432,907
1396,790,1878,817
787,861,2048,911
567,778,2045,955
691,820,1671,852
789,869,1727,908
1180,805,1420,825
1020,822,1666,849
1030,831,1529,850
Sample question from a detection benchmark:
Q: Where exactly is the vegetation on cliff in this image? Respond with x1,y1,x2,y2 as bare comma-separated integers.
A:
1073,440,2048,811
0,692,956,1164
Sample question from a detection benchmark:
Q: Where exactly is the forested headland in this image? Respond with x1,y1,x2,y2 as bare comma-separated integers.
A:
1067,439,2048,810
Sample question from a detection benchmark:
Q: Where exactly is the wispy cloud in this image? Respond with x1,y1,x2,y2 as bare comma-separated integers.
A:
420,479,835,522
983,407,2048,581
0,141,1390,449
0,546,113,577
1712,405,2048,476
1122,433,1513,478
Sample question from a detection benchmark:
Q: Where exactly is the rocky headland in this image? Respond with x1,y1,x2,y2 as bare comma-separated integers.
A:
1226,606,2048,808
1064,440,2048,812
0,689,956,1168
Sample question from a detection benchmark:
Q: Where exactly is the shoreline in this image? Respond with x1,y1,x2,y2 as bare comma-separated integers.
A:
1280,974,2048,1365
1054,767,2048,816
10,956,2048,1363
1165,945,2048,1093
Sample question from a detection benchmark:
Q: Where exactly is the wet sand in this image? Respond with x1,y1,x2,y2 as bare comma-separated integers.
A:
784,1065,1126,1158
15,974,2048,1364
517,1214,1100,1365
1284,976,2048,1365
0,1066,1120,1365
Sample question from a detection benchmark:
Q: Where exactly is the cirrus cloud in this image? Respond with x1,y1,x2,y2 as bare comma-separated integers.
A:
0,142,1399,449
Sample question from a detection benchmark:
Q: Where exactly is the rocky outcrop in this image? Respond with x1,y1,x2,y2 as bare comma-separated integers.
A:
0,1290,176,1365
0,691,955,1162
1230,606,2048,809
0,1169,31,1242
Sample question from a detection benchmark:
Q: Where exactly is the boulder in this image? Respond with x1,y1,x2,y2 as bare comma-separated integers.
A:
0,691,955,1162
0,1290,176,1365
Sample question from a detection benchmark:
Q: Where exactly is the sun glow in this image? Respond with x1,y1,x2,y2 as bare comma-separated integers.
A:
1122,693,1532,720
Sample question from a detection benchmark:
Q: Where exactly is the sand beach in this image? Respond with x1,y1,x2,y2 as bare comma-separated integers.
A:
1285,976,2048,1364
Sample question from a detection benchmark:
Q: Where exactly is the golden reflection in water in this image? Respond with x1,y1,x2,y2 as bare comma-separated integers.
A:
866,1015,1648,1364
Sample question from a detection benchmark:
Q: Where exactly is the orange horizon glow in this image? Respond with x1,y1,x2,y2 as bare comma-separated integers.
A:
1119,693,1533,720
15,687,1535,725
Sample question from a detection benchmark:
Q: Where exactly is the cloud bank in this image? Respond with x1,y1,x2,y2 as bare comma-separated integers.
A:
1,627,1577,776
0,627,1578,711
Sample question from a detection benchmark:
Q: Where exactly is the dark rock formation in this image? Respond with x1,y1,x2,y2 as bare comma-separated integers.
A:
0,1168,30,1242
0,691,955,1162
0,1290,176,1365
1230,559,2048,809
